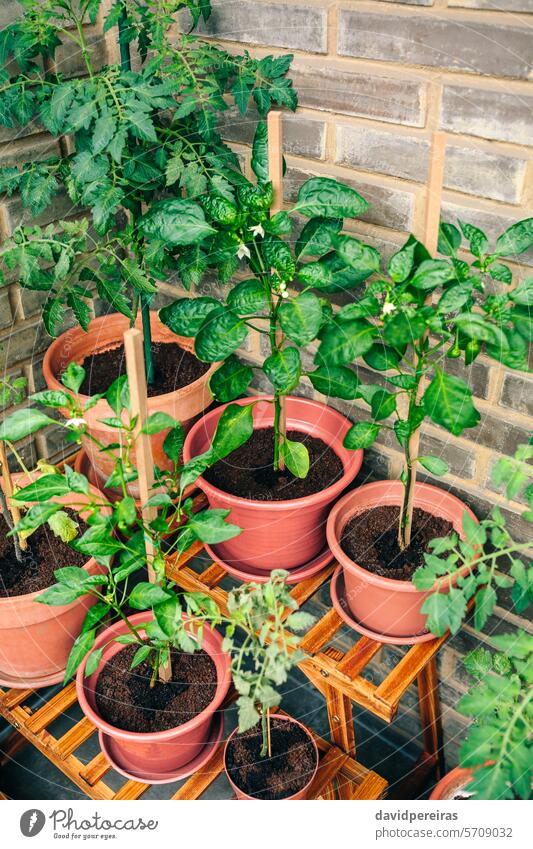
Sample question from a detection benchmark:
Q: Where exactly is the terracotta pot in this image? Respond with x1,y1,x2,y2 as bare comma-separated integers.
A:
183,396,363,571
77,612,231,780
327,480,478,639
430,766,473,800
43,312,218,498
0,474,108,687
223,714,319,800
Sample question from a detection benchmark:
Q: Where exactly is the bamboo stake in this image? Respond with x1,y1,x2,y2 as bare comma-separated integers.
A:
401,130,447,548
0,442,27,553
267,110,287,469
123,328,171,683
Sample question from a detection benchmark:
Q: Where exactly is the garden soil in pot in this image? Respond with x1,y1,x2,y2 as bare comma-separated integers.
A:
94,644,218,733
225,717,316,800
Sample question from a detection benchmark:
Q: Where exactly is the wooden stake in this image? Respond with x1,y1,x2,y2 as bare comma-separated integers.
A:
267,110,287,469
123,328,171,683
0,442,28,551
402,131,447,548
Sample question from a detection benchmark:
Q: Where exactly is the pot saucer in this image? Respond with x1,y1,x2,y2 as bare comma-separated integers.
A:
203,541,334,585
98,711,224,785
330,565,435,646
0,666,66,689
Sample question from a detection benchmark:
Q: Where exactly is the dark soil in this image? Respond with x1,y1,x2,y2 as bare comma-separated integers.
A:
203,427,344,501
0,509,88,597
76,342,209,397
340,505,454,581
226,718,316,800
94,643,217,733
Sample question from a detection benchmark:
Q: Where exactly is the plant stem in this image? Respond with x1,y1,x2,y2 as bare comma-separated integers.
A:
398,353,425,550
260,705,269,758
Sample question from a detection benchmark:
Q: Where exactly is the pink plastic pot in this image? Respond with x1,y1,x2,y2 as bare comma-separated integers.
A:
0,474,108,687
183,396,363,571
430,766,473,800
43,311,218,498
77,612,231,780
327,480,478,639
223,714,319,800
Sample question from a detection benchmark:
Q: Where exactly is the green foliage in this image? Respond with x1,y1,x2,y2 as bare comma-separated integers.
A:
413,443,533,638
224,570,314,756
457,632,532,799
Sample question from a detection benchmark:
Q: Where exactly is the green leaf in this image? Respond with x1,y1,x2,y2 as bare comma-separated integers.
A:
159,297,219,337
423,369,480,436
463,511,486,547
11,474,72,503
61,362,86,394
141,412,176,435
13,503,61,538
37,582,88,606
279,292,322,345
195,308,247,363
163,424,185,463
438,222,461,256
84,647,103,677
188,509,241,544
309,366,360,400
0,408,55,442
128,582,172,611
418,456,449,476
211,403,254,460
316,319,376,366
280,437,309,479
334,235,380,278
209,356,253,403
227,279,268,314
48,510,79,543
370,389,396,421
343,422,380,450
363,343,400,372
92,113,116,154
130,645,152,670
421,589,466,637
105,375,129,416
266,211,292,236
263,347,301,393
474,585,497,631
251,120,268,182
410,259,454,291
388,240,417,282
295,217,342,259
458,220,488,258
139,199,215,246
65,629,96,682
294,177,368,219
383,311,426,348
297,261,333,290
495,218,533,257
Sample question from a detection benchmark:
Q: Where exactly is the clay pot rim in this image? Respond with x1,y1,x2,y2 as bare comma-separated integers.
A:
223,713,319,800
429,766,473,800
183,395,363,511
327,479,478,594
42,311,220,410
0,472,109,605
77,611,231,743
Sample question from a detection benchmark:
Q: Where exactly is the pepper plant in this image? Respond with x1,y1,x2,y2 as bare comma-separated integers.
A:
0,362,255,683
457,630,532,799
412,442,533,637
223,569,314,756
157,121,375,476
313,217,533,548
0,0,296,383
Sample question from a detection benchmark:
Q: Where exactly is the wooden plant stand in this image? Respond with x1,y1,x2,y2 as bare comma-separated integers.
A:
0,685,386,800
166,540,450,796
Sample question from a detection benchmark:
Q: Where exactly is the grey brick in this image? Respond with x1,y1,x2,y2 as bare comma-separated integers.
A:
441,200,533,267
54,28,108,77
0,134,60,168
419,432,476,480
196,0,327,53
336,124,429,183
449,0,533,10
440,355,492,401
219,106,326,160
0,322,51,372
441,84,533,146
465,412,530,457
0,288,12,331
0,191,79,235
338,10,533,80
291,66,425,127
500,372,533,417
284,165,415,230
375,0,434,5
444,145,527,205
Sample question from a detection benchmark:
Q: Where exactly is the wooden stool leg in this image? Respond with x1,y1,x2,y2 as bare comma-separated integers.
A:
325,684,356,799
417,656,445,780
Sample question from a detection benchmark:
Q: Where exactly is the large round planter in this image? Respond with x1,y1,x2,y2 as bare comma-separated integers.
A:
77,612,231,780
183,396,363,571
326,480,477,639
223,714,319,800
0,474,107,687
43,311,218,498
430,766,473,800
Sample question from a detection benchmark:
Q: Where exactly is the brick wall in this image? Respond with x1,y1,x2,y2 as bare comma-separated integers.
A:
0,0,532,776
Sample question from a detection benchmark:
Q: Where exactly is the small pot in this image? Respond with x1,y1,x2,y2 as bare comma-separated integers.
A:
0,474,108,686
430,766,474,800
43,311,218,498
183,396,363,571
223,714,319,800
327,480,477,639
77,612,231,780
